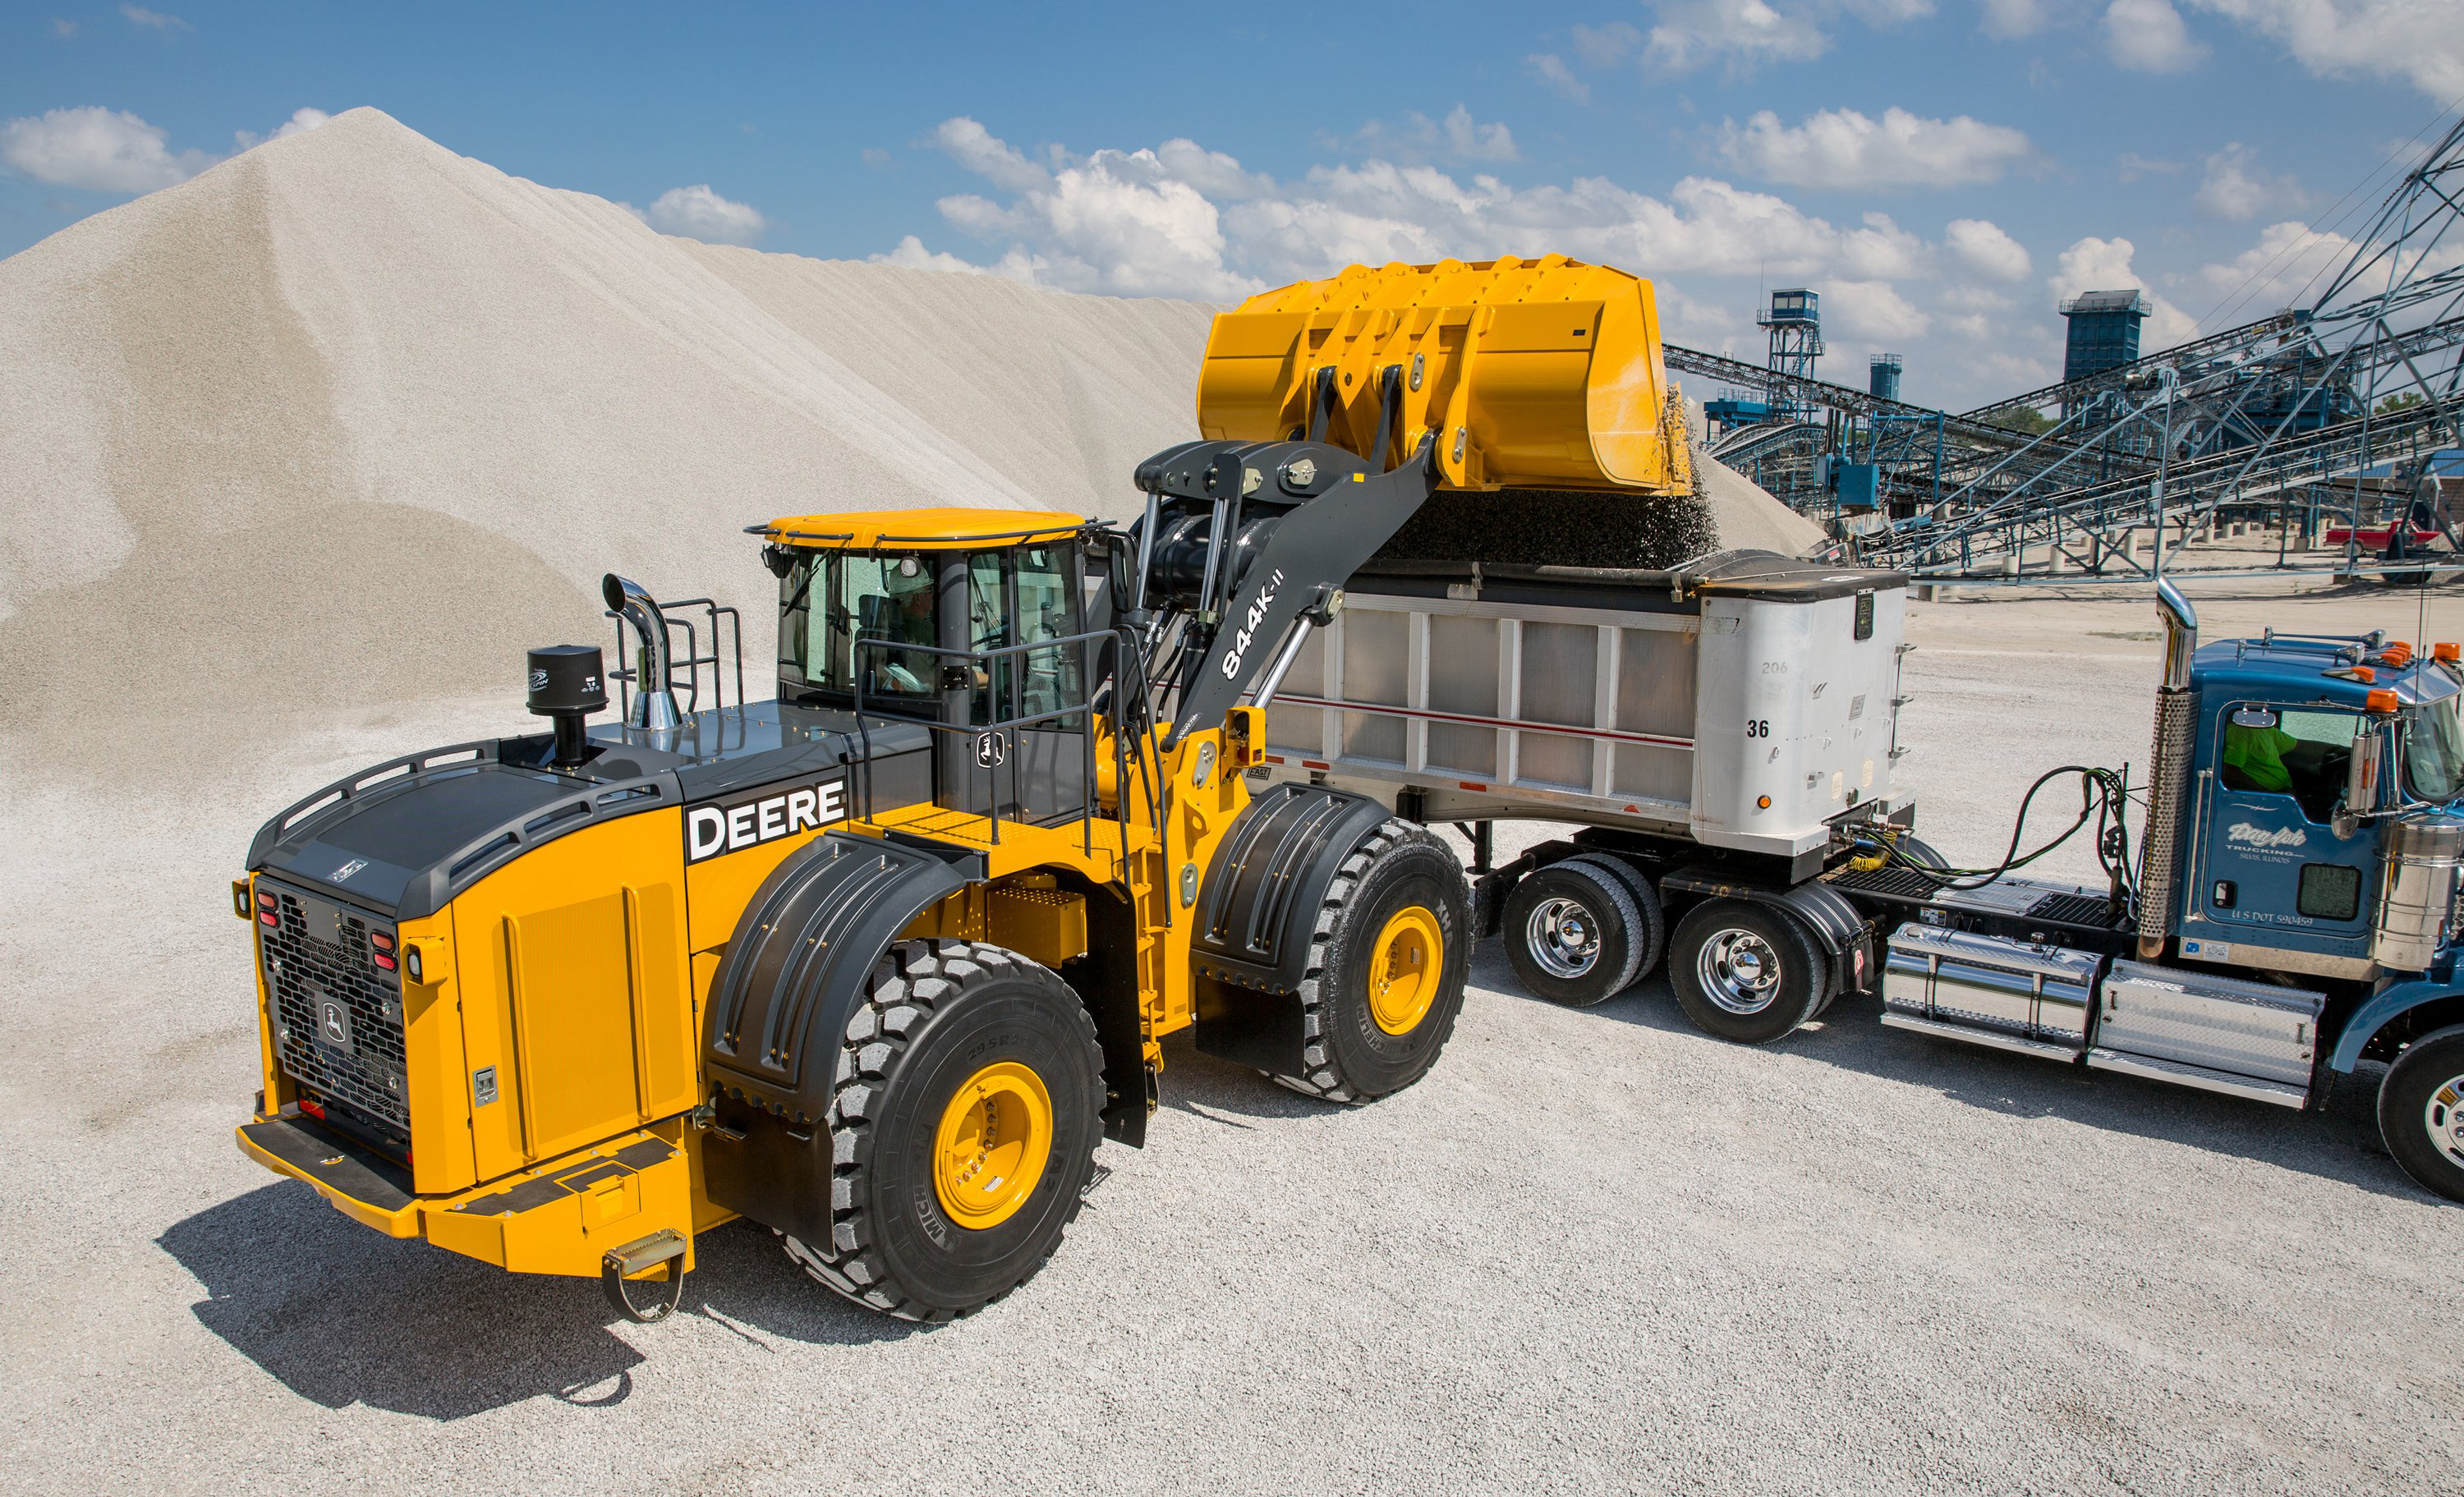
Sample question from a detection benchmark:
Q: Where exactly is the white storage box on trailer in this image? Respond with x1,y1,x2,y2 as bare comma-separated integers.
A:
1254,551,1911,861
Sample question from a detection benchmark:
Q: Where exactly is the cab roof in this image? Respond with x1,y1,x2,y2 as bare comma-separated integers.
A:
2194,632,2463,711
750,507,1092,552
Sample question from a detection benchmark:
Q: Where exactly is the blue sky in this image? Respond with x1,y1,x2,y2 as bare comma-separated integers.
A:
3,1,2458,407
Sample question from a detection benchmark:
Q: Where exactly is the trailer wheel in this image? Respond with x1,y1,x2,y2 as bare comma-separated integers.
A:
782,939,1104,1321
1578,854,1668,982
1667,898,1824,1045
2378,1024,2464,1204
1273,820,1471,1103
1504,856,1655,1005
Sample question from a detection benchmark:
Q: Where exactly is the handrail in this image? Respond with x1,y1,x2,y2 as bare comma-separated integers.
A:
849,625,1133,860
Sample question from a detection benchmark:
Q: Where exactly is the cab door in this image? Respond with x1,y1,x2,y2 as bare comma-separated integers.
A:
945,544,1088,825
2188,703,2375,953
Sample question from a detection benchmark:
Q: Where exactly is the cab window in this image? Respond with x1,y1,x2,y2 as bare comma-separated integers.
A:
2219,706,2357,824
965,547,1083,728
2404,700,2464,802
785,552,937,700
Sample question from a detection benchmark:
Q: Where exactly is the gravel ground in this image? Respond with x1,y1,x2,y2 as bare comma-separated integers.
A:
3,578,2460,1495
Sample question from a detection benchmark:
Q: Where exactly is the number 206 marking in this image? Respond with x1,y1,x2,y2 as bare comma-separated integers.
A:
1745,719,1771,737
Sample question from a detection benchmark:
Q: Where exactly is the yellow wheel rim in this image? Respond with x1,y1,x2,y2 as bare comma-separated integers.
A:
932,1060,1055,1230
1368,904,1443,1036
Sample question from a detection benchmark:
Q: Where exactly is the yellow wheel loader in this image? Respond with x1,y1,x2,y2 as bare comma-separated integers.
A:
229,255,1695,1322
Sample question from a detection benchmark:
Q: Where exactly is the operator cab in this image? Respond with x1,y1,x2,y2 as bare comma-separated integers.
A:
759,508,1102,826
2188,632,2464,967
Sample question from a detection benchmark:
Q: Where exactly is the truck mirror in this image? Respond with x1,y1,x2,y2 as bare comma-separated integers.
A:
2340,721,2385,836
2230,705,2278,729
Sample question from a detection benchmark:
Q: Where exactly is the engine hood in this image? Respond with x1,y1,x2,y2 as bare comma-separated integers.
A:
249,701,930,921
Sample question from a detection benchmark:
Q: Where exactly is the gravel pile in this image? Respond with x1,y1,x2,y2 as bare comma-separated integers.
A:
0,108,1211,754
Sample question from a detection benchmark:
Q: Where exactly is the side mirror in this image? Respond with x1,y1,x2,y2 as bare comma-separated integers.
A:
2338,721,2385,837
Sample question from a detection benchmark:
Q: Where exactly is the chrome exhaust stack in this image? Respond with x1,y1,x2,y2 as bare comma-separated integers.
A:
2136,577,2198,959
603,573,683,734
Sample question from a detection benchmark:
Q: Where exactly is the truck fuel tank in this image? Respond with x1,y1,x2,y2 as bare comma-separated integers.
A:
1882,925,2103,1058
2374,812,2464,972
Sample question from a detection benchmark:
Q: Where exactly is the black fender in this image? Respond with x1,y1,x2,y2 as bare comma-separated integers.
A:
699,831,981,1241
1659,866,1876,1000
1189,783,1391,1072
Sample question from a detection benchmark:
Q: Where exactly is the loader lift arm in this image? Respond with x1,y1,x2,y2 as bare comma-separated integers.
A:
1129,432,1440,746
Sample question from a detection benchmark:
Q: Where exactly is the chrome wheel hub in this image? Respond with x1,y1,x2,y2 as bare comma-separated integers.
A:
1525,897,1601,980
2428,1074,2464,1165
1696,928,1781,1015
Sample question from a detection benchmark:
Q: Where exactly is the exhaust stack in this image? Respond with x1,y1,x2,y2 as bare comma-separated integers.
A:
603,573,683,734
2135,577,2199,959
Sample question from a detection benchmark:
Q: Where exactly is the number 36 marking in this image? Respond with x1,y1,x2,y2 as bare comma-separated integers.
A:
1745,719,1772,737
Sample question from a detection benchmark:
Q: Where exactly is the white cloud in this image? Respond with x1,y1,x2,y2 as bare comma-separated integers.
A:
1348,105,1519,164
2193,219,2356,311
0,105,213,193
2117,151,2184,180
2049,236,2200,347
931,117,1050,194
2186,0,2464,101
1524,53,1591,103
233,108,331,150
1979,0,2051,35
1643,0,1831,72
2195,142,2303,220
644,184,767,246
2104,0,2208,70
1822,278,1932,338
872,234,1004,277
119,4,187,30
1717,106,2031,188
50,16,77,39
1945,218,2033,279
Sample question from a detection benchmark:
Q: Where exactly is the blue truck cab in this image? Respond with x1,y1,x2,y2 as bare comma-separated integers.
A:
1855,588,2464,1202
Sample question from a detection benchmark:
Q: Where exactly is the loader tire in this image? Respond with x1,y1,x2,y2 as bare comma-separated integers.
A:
1271,819,1471,1104
2378,1024,2464,1205
1667,898,1824,1045
782,939,1104,1322
1504,855,1657,1006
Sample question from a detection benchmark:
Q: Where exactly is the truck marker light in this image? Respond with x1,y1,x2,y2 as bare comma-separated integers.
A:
404,945,425,983
259,907,279,928
2437,643,2459,663
1459,782,1487,792
297,1098,326,1121
2367,688,2399,714
373,952,398,972
370,931,394,953
1757,795,1772,809
2352,666,2377,682
231,879,251,920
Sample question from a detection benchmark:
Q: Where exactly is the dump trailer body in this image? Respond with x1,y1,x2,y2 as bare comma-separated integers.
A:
1198,255,1694,496
1257,552,1910,870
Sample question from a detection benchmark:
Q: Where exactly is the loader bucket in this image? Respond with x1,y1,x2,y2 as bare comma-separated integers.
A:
1196,255,1693,496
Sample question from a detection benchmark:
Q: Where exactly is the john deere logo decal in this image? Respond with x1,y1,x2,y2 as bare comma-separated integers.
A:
685,774,847,864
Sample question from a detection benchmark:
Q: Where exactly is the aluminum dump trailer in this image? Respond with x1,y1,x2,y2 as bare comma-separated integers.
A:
1253,550,1913,876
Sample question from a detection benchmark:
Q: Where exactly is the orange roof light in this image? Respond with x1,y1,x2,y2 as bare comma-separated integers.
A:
2437,642,2460,664
2384,641,2414,666
2366,687,2400,714
2351,665,2377,683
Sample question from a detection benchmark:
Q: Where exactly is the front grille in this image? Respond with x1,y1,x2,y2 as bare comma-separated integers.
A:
260,883,410,1137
